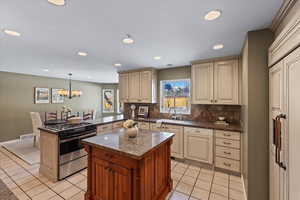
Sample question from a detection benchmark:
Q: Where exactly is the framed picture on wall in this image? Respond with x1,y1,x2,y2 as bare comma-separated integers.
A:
34,87,50,104
51,88,64,104
102,89,114,113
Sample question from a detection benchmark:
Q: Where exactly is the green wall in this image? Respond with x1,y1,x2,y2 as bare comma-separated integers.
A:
241,29,274,200
0,71,118,142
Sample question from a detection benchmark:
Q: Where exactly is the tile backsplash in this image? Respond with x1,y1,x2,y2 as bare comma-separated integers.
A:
124,103,241,123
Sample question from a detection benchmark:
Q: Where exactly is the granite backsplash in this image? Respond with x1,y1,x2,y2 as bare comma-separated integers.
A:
124,103,241,124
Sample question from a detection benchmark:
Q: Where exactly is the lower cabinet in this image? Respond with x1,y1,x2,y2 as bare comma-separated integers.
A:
138,121,150,130
92,158,132,200
184,127,213,164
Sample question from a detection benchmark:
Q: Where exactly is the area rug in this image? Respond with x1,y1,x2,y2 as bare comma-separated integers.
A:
1,139,40,165
0,179,18,200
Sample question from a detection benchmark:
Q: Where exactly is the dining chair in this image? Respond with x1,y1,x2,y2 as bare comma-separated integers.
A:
30,112,43,148
83,110,95,120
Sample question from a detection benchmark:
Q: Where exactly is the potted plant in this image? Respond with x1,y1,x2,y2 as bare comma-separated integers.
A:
123,120,138,138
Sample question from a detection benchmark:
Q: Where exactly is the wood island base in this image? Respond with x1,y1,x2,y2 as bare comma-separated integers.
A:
84,139,173,200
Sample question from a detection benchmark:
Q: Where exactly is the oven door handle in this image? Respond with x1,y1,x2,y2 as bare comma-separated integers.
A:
60,132,96,143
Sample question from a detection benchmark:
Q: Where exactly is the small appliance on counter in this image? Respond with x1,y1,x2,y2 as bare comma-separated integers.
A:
214,116,229,126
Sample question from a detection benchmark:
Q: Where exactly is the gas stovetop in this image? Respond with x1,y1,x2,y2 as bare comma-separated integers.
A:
44,122,92,131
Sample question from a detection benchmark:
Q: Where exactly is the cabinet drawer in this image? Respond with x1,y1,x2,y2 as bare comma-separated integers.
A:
216,138,240,149
184,127,213,135
215,130,240,141
150,123,162,131
113,121,124,129
97,123,113,134
215,157,240,172
138,122,150,130
215,146,240,161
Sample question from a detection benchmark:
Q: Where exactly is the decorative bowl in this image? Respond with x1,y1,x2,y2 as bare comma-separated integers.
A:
125,127,138,138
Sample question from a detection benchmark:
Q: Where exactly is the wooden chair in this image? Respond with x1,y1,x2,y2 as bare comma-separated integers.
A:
83,110,95,120
45,111,58,121
30,112,43,148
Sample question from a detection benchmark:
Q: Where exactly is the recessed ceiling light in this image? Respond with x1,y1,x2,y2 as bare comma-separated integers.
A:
43,69,49,72
78,51,88,56
213,44,224,50
3,29,21,37
122,34,134,44
48,0,65,6
204,10,222,21
153,56,161,60
114,63,122,67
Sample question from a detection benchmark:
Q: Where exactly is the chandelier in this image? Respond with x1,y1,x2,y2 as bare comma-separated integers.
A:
58,73,82,99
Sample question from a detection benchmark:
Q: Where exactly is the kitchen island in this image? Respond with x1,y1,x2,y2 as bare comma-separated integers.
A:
82,129,174,200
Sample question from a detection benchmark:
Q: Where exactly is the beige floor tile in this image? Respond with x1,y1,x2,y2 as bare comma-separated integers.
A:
211,184,228,197
69,190,85,200
31,189,57,200
51,180,73,193
181,176,197,186
173,180,178,188
14,175,35,186
67,174,86,184
169,191,189,200
201,168,214,175
173,166,187,174
80,169,87,176
184,169,200,178
26,184,48,197
213,176,229,187
177,163,189,169
214,172,229,180
191,187,210,200
176,182,193,195
194,179,211,191
229,175,242,184
60,185,81,199
172,172,183,181
49,195,64,200
188,165,201,171
76,179,87,191
11,187,30,200
229,181,243,192
20,178,42,191
198,173,213,182
209,193,228,200
229,189,245,200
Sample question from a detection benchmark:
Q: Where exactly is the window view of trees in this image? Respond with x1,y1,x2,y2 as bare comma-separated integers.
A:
160,79,191,114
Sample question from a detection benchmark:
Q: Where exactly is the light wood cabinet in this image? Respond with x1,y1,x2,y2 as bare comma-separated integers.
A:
192,62,214,104
214,60,239,104
119,73,129,102
192,59,239,105
119,69,157,103
128,72,141,102
184,127,213,164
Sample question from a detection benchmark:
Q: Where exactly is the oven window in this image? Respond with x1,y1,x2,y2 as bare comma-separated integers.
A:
60,139,83,155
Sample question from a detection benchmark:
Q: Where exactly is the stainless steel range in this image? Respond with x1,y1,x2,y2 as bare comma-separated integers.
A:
45,122,97,179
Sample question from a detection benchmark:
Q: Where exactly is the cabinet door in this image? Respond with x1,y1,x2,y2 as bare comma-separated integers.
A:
129,72,141,102
192,63,214,104
92,158,113,200
119,73,129,102
140,71,152,103
184,128,213,164
111,163,132,200
213,60,239,104
164,125,183,158
285,47,300,200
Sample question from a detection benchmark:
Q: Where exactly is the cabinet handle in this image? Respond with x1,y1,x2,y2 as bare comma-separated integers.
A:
224,134,231,137
214,100,218,103
223,142,232,145
223,162,232,167
223,151,231,155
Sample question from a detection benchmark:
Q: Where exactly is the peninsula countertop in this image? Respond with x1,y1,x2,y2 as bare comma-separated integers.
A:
82,129,175,160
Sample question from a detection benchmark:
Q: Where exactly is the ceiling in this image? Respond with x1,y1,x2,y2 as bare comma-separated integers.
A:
0,0,283,83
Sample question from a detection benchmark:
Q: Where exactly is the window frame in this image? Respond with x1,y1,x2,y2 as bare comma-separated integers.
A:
159,79,191,115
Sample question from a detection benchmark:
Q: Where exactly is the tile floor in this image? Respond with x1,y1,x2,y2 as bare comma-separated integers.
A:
0,147,245,200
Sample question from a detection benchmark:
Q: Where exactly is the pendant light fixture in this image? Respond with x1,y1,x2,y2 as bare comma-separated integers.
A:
58,73,82,99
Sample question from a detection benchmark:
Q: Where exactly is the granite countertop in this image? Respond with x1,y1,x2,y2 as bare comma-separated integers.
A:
39,114,242,134
82,129,174,160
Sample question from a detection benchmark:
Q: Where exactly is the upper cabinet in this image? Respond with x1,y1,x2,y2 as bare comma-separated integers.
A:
119,69,157,103
192,59,239,105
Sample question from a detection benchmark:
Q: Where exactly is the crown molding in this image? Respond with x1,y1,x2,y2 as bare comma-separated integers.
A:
270,0,298,32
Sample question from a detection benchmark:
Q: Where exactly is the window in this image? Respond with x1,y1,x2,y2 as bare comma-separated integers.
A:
160,79,191,114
